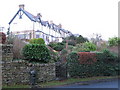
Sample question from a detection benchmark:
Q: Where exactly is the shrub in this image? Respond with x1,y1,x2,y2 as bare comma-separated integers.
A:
48,42,57,48
13,37,27,59
29,38,45,45
49,50,59,63
53,42,65,51
67,52,80,77
61,49,68,55
67,51,118,77
0,32,6,44
48,42,65,51
102,49,118,63
82,42,97,51
22,44,51,63
108,37,120,46
6,35,27,59
59,49,68,63
76,35,88,44
78,52,97,64
68,41,76,46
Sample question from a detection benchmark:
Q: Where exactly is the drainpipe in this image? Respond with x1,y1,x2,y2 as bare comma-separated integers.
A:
33,22,35,38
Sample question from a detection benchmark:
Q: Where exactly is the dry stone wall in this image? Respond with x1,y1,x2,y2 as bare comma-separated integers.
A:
2,44,56,85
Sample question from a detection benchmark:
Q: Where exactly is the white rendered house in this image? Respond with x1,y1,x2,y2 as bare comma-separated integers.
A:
8,4,72,44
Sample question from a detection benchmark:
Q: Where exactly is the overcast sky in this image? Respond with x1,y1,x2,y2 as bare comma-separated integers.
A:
0,0,119,40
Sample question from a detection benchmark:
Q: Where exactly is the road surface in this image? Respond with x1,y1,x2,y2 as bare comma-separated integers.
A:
55,79,119,88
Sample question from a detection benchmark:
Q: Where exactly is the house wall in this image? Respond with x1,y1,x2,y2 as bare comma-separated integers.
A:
10,14,33,32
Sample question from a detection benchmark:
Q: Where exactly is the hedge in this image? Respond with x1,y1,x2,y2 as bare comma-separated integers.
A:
67,51,119,77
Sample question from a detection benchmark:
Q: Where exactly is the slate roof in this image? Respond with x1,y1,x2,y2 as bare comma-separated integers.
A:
9,8,72,34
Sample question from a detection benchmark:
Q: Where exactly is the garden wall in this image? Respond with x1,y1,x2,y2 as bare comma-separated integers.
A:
2,44,56,85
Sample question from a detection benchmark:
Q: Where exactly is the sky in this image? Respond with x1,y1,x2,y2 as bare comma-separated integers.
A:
0,0,119,40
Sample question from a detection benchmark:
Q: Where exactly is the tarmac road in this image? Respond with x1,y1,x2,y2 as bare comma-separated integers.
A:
55,79,119,88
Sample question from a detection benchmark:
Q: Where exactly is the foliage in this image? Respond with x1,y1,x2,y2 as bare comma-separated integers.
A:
59,49,68,63
29,38,45,45
76,35,88,44
48,42,65,51
6,35,27,59
68,35,77,41
49,50,59,63
101,49,119,63
67,50,119,77
0,32,6,44
72,44,83,52
82,42,97,51
72,42,96,52
68,41,76,46
22,44,51,63
61,49,68,55
108,37,120,46
13,37,27,59
48,42,57,48
67,52,80,77
62,35,88,46
78,52,97,64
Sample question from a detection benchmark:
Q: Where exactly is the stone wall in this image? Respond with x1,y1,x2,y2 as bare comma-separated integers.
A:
2,44,56,85
2,44,13,62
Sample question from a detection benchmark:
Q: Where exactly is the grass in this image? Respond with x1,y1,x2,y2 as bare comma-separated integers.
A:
2,76,119,88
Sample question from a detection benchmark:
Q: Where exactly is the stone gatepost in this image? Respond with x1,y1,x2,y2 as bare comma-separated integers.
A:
1,44,13,86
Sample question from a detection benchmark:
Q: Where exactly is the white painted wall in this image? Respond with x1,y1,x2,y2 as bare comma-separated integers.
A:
10,13,33,32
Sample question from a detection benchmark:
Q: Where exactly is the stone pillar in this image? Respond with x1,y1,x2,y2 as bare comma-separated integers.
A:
2,44,13,86
2,44,13,62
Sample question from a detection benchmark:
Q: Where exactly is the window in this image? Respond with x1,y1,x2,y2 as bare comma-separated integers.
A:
36,34,40,38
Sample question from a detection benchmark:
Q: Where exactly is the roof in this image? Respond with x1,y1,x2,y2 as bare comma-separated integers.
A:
8,8,72,34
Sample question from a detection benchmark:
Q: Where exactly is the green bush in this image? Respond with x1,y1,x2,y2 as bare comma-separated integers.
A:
29,38,45,45
61,49,68,55
68,41,76,46
48,42,65,51
67,52,80,77
82,42,97,51
102,49,118,63
67,51,119,78
108,37,120,46
49,50,59,62
22,44,51,63
48,42,57,48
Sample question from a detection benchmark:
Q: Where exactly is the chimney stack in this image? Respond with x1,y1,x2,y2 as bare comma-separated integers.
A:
19,4,25,10
58,23,62,28
50,20,54,24
37,13,42,18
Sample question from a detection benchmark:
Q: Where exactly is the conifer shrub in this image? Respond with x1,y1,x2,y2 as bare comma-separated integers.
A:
22,44,51,63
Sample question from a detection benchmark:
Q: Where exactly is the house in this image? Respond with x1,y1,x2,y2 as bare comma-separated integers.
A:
8,4,72,44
